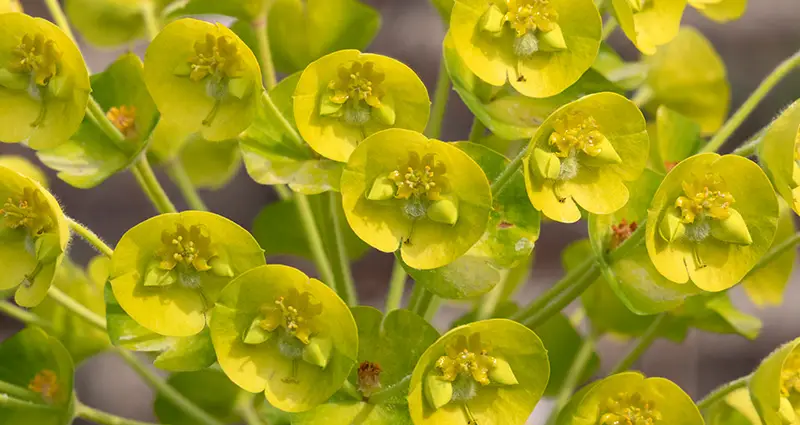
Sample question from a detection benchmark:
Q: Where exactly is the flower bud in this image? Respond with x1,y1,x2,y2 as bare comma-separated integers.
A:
532,148,561,180
488,357,518,385
243,317,274,345
424,373,453,410
710,208,753,245
366,177,396,201
479,4,505,35
659,209,685,243
427,198,459,225
538,25,568,52
302,336,332,368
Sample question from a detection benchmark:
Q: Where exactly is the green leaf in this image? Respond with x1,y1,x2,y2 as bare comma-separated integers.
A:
178,137,242,190
66,0,170,46
104,284,217,371
706,388,762,425
168,0,265,20
0,328,75,425
742,200,796,307
268,0,381,74
650,106,702,174
32,259,111,365
154,369,242,425
240,73,343,193
37,53,157,189
252,195,370,261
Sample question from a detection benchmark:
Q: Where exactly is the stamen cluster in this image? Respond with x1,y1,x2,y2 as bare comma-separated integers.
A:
389,152,448,201
188,34,242,82
598,392,662,425
505,0,559,36
0,187,53,237
549,111,606,158
156,224,216,272
329,61,385,108
674,174,733,224
10,33,61,86
435,333,497,386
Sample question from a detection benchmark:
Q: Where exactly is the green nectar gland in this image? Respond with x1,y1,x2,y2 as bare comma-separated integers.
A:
480,0,566,60
4,33,63,127
598,392,662,425
321,61,395,127
175,33,246,126
0,187,54,238
106,105,137,139
28,369,60,405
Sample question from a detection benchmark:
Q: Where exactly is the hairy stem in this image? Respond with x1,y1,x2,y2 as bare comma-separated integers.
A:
131,157,178,214
253,0,278,90
329,192,357,305
0,378,41,403
66,217,114,257
702,49,800,153
47,286,107,330
76,401,161,425
510,256,594,323
731,125,769,157
140,0,161,41
490,145,528,197
0,301,53,330
0,393,58,411
468,118,486,143
294,193,338,289
521,263,600,330
609,313,668,375
408,284,435,318
167,161,209,211
695,375,750,410
385,259,408,312
426,59,451,139
43,0,78,42
544,336,596,425
746,232,800,276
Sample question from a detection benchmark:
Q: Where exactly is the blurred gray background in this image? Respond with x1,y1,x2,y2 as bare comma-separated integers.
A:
1,0,800,423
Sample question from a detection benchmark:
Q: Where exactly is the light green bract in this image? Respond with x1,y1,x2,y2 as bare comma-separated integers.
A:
144,18,261,142
341,129,492,270
707,388,762,425
639,27,731,135
109,211,265,337
450,0,601,98
555,372,703,425
294,50,430,163
742,200,796,307
38,53,158,188
0,328,75,425
0,166,69,307
408,319,549,425
0,13,90,150
523,92,649,223
209,265,358,413
646,153,779,292
611,0,687,55
649,106,702,174
293,307,440,424
750,337,800,425
688,0,747,22
65,0,170,46
760,99,800,216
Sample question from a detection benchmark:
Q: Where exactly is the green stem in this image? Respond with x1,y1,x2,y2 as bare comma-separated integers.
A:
695,375,750,410
328,192,357,305
702,49,800,153
235,393,266,425
66,217,114,257
76,401,161,425
731,125,769,157
140,0,161,41
87,98,129,152
544,336,596,425
468,118,486,143
408,284,435,317
253,1,278,90
0,379,41,403
0,301,53,330
167,161,209,211
475,269,508,321
601,16,618,41
294,193,338,289
43,0,78,42
609,313,668,375
261,92,303,145
510,256,594,323
426,59,451,139
114,349,223,425
131,156,178,214
274,185,293,200
746,232,800,276
385,259,408,312
47,286,107,330
490,145,528,197
0,394,58,411
521,263,600,329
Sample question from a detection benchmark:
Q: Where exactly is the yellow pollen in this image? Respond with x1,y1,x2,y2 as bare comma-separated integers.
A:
258,289,322,345
10,33,61,86
435,333,497,386
156,224,215,272
390,153,448,200
505,0,559,37
187,33,242,82
106,105,137,138
0,187,53,237
328,61,386,108
28,370,60,404
674,173,734,224
598,392,661,425
548,111,606,158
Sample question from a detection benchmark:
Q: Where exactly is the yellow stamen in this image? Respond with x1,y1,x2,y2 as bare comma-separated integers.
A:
106,105,137,138
598,392,662,425
505,0,559,37
674,173,734,224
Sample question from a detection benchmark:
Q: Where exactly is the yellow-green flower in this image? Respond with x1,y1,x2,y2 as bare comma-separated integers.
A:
144,18,261,142
760,99,800,216
340,129,492,270
65,0,171,47
611,0,687,55
523,92,649,223
0,0,22,12
449,0,601,98
0,166,69,307
409,319,548,425
555,372,703,425
646,153,779,292
750,337,800,425
109,211,265,337
688,0,747,22
639,27,730,135
294,50,430,163
209,265,358,413
0,13,90,149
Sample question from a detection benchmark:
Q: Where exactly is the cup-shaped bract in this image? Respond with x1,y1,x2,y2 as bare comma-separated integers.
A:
293,50,430,163
760,99,800,216
556,372,703,425
0,13,90,150
0,328,75,425
641,27,730,135
0,166,69,307
144,18,261,142
646,153,779,292
522,92,649,223
109,211,265,337
450,0,601,98
209,265,358,413
408,319,548,425
750,337,800,425
66,0,170,47
688,0,747,22
341,129,492,270
611,0,687,55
